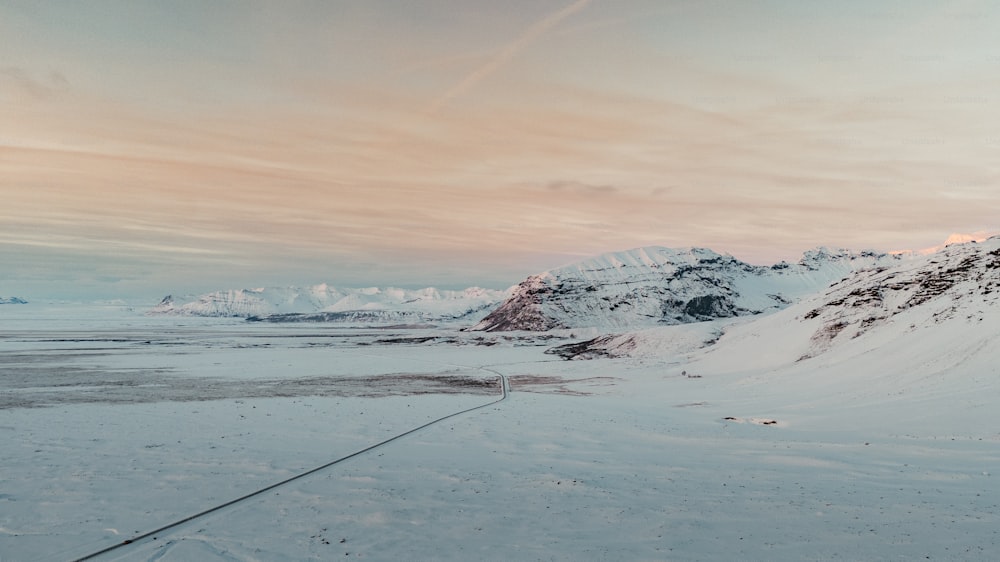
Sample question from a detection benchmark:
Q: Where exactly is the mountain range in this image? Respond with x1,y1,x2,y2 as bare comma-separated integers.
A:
548,236,1000,367
147,237,999,341
472,246,902,331
149,284,509,324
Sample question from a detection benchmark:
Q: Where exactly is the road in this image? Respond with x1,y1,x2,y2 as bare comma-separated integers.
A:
70,369,509,562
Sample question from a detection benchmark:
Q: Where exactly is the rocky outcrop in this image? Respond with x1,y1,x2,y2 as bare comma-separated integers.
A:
472,275,571,331
799,237,1000,358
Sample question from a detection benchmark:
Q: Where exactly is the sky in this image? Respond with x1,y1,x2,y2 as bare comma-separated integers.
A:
3,0,1000,300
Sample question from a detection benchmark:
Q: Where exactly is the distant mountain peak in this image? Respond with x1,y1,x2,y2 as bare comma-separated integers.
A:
891,231,1000,256
0,296,28,305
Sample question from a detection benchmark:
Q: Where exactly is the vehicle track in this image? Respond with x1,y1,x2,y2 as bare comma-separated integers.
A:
70,371,508,562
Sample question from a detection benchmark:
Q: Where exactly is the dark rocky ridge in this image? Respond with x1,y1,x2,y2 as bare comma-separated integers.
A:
799,238,1000,359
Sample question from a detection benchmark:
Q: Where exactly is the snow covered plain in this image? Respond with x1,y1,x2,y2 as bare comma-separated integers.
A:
2,297,999,561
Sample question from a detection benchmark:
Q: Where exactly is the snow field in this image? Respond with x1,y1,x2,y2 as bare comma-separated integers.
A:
80,373,1000,561
2,304,999,561
3,393,497,561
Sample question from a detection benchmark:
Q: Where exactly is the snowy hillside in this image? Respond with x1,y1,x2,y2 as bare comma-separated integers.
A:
563,237,1000,379
798,237,1000,360
0,296,28,304
473,246,902,331
149,284,510,324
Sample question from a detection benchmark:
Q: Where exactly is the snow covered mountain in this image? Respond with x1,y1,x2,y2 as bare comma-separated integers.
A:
891,231,999,256
553,237,1000,369
149,284,510,324
0,297,28,305
473,246,902,331
797,235,1000,360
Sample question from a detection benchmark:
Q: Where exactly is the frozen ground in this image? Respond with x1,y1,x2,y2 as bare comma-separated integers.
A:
2,304,998,561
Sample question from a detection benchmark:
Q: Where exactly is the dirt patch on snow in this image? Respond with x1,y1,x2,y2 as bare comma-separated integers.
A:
507,375,617,396
0,368,501,409
722,416,787,427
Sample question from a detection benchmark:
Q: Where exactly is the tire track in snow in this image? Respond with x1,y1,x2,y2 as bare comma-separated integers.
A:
69,370,508,562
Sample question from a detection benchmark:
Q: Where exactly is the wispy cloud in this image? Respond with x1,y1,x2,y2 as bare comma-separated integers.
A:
0,67,70,101
546,180,619,194
426,0,590,114
6,1,1000,295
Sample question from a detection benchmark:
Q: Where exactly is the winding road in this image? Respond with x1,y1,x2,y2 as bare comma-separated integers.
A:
70,369,509,562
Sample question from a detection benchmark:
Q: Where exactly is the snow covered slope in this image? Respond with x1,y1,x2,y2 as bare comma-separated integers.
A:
149,284,510,324
569,238,1000,383
0,297,28,304
794,237,1000,360
474,246,901,331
